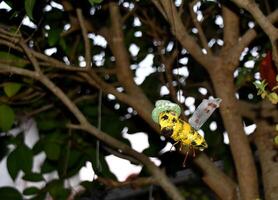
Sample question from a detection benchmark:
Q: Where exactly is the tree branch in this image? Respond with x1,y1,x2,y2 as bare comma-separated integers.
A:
209,63,259,200
0,16,237,200
102,146,140,165
163,50,180,103
229,9,278,71
0,35,88,72
0,27,129,108
19,40,41,72
79,72,133,108
152,0,168,19
238,100,278,122
25,94,98,118
254,120,278,200
97,176,155,189
159,46,185,110
0,64,184,200
221,5,240,52
107,2,157,130
0,26,21,39
153,0,216,71
231,0,278,40
194,154,238,200
231,0,278,69
189,0,212,56
108,2,141,95
108,2,238,198
76,8,92,69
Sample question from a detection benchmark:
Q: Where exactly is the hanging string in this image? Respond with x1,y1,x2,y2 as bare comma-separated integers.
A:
149,184,154,200
96,89,102,172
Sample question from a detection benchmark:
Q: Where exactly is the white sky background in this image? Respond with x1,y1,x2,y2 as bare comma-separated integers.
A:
0,0,258,187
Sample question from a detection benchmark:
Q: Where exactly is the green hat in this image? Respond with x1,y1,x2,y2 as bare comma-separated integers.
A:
152,100,181,123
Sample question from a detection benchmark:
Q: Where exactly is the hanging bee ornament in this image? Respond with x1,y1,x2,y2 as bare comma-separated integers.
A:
152,98,222,166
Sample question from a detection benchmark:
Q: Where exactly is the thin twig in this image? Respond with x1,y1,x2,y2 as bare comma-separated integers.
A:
39,62,87,72
231,0,278,69
102,146,140,165
178,0,185,16
158,44,180,105
19,40,41,72
26,104,54,117
152,0,168,19
109,2,141,95
229,9,278,70
0,37,85,72
189,0,212,55
97,176,155,189
231,0,278,40
25,94,97,118
154,0,215,71
76,9,92,69
0,26,21,38
0,62,183,200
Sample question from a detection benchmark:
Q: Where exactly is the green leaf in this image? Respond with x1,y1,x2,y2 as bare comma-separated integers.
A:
25,0,36,20
88,0,103,6
43,133,64,160
31,192,47,200
253,80,267,91
0,187,22,200
80,181,94,190
23,186,39,196
3,82,22,97
7,148,20,180
47,180,70,200
59,38,67,53
18,145,33,173
0,104,15,132
23,172,44,182
48,28,62,46
44,142,61,160
41,159,56,174
37,119,62,131
274,135,278,145
32,139,44,154
235,67,252,87
58,149,85,178
141,73,161,102
86,147,116,179
7,144,33,180
267,92,278,104
0,52,28,68
0,135,10,162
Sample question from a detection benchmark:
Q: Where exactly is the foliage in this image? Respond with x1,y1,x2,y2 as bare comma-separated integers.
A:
253,75,278,104
0,0,277,200
0,187,22,200
0,104,15,132
24,0,36,20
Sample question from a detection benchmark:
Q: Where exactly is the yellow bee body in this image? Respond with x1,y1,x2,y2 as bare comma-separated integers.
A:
152,99,221,166
159,111,208,151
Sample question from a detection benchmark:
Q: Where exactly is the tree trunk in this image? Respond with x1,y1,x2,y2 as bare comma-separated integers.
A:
209,63,259,200
255,120,278,200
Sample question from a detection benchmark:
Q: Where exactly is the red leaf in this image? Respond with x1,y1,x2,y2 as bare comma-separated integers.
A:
259,51,278,93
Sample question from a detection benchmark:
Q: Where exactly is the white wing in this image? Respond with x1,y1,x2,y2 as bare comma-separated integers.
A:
189,98,222,130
